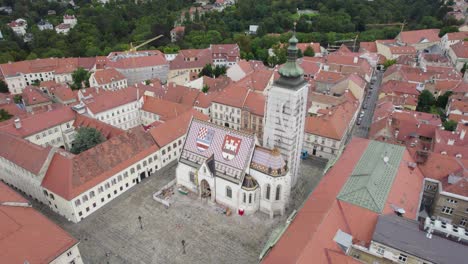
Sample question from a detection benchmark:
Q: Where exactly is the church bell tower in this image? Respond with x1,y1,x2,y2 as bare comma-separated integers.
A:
263,27,308,186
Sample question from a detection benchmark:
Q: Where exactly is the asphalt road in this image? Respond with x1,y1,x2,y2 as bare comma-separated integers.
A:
352,70,384,139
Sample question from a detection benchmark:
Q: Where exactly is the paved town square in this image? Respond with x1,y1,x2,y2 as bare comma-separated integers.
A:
29,159,325,264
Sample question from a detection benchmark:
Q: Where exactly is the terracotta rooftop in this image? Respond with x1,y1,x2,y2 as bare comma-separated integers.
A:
0,106,75,138
42,128,159,200
211,44,240,58
92,68,126,85
73,114,124,139
22,86,51,106
262,138,424,263
0,131,51,175
398,29,440,44
243,91,265,117
236,69,273,92
0,57,96,77
0,182,78,263
149,109,209,147
213,83,250,108
141,96,192,121
169,48,211,70
450,41,468,58
296,42,321,54
105,50,167,69
48,84,77,102
380,80,419,96
84,86,141,114
359,42,377,53
305,99,358,140
445,31,468,41
315,71,346,84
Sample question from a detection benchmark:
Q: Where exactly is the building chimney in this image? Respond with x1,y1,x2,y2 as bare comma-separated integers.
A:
353,57,358,64
14,118,21,129
47,104,52,111
461,129,466,140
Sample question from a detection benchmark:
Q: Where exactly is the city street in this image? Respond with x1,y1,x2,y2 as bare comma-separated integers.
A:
352,70,384,138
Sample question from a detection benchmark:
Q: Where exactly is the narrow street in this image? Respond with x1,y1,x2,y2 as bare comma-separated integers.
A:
352,70,384,139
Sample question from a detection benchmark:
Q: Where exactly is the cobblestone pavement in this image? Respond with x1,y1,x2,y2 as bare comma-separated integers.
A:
27,159,326,264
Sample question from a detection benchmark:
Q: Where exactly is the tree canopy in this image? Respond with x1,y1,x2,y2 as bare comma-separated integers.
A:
198,64,226,78
443,120,458,131
0,0,455,65
0,109,12,122
0,79,9,93
416,90,436,113
71,67,91,90
70,127,106,154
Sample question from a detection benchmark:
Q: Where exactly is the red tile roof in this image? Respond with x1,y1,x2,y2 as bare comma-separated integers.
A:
0,57,96,77
446,31,468,41
105,50,167,69
0,106,75,138
296,42,321,54
73,114,124,139
149,109,209,147
141,96,192,121
84,86,140,114
213,83,250,108
236,69,274,92
0,131,51,174
0,182,78,263
169,48,211,70
450,41,468,58
263,138,424,264
171,26,185,33
398,29,440,44
211,44,240,60
22,86,51,106
315,71,346,84
359,42,378,53
42,128,159,200
243,91,265,117
305,99,358,140
380,80,419,96
92,68,126,85
49,84,77,102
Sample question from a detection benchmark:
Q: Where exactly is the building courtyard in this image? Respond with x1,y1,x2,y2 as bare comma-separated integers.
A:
27,158,326,264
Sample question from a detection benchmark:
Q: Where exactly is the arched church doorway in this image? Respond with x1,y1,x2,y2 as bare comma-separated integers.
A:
200,179,211,199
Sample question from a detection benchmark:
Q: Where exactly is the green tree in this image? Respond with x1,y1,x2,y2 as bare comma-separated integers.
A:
303,46,315,57
416,90,436,113
202,84,209,93
0,109,13,122
70,127,106,154
443,120,457,131
213,65,227,77
199,64,214,77
383,59,397,70
13,95,22,104
436,91,453,109
71,67,91,90
297,48,303,58
0,79,9,93
461,63,468,75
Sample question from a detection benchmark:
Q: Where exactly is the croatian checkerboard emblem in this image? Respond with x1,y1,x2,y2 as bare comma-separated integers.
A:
196,127,214,152
222,135,242,160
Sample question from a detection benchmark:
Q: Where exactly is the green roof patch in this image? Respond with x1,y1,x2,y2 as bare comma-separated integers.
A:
337,141,405,213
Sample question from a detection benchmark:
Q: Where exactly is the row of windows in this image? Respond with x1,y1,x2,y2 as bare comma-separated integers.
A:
97,104,138,121
77,182,131,217
213,104,241,114
74,154,159,206
225,185,282,202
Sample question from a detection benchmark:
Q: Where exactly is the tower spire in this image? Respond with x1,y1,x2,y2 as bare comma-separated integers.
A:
278,22,303,79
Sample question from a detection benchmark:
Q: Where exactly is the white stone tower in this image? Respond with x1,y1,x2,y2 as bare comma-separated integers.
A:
263,30,308,186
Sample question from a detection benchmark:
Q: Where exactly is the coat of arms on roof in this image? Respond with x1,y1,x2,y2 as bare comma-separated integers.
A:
196,127,214,152
222,135,242,160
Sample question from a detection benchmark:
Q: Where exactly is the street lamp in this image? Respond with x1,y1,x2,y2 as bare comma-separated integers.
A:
138,215,143,230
